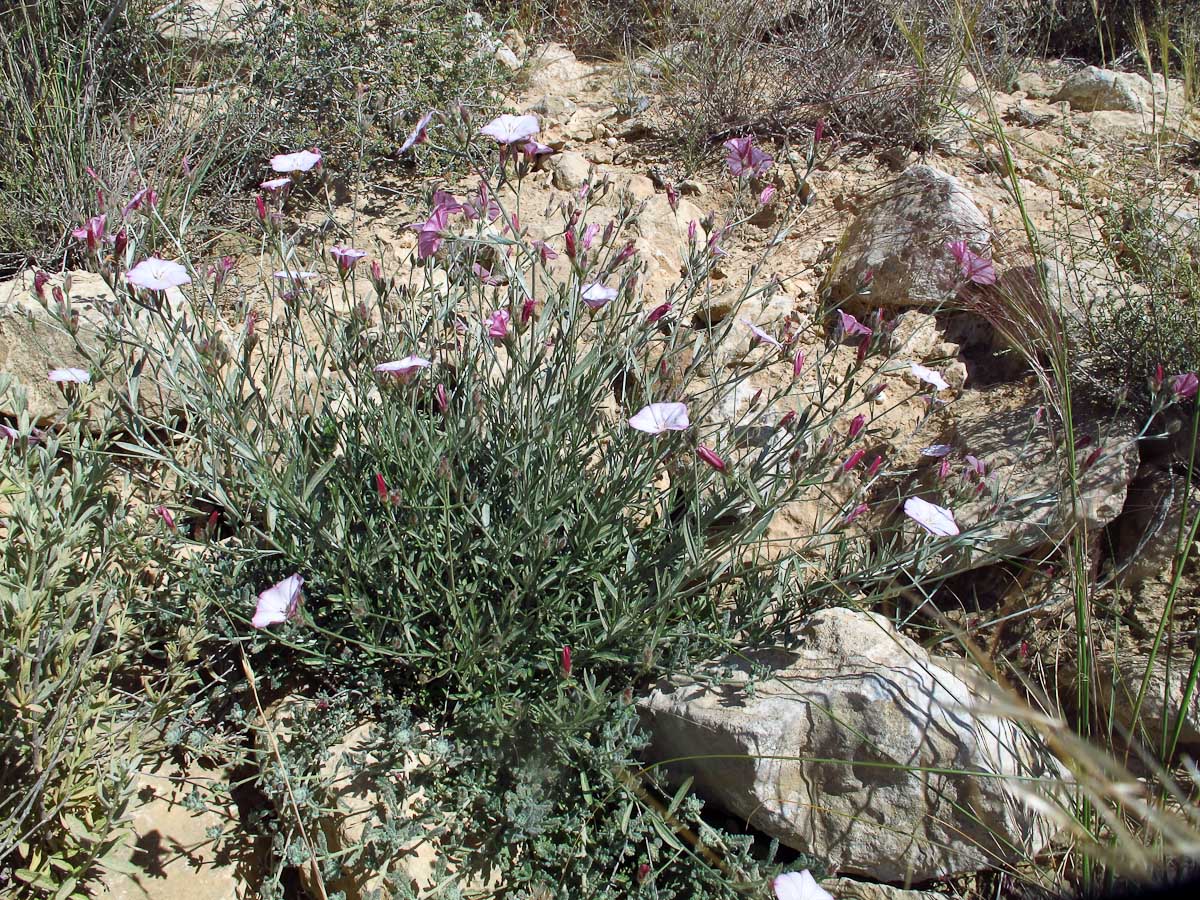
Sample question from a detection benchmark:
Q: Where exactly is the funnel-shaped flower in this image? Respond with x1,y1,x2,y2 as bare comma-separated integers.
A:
253,574,303,629
330,246,367,273
126,258,190,292
48,367,91,384
911,362,949,391
628,402,690,434
741,318,782,350
947,240,996,286
904,496,959,536
399,110,434,154
480,113,540,145
581,283,618,310
375,355,432,381
773,870,833,900
723,136,773,177
270,148,322,173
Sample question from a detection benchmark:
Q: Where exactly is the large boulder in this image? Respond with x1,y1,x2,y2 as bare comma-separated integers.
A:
1052,66,1158,114
826,165,990,308
639,607,1063,882
948,388,1140,561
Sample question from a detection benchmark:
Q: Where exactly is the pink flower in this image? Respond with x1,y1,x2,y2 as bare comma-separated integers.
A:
71,214,107,251
867,455,884,477
521,295,536,324
723,136,773,177
911,362,949,391
523,140,555,157
479,113,540,145
904,497,959,537
646,302,672,324
581,283,618,310
842,449,866,471
431,189,463,215
1172,372,1198,400
270,148,322,173
532,240,558,263
252,574,303,629
155,505,176,531
947,240,997,286
126,258,191,291
582,222,600,250
435,383,449,414
1152,363,1166,391
964,454,987,477
122,187,157,217
473,263,503,286
48,367,91,384
1,423,21,443
759,184,777,205
462,182,501,223
399,110,434,153
33,270,50,299
792,350,806,376
666,183,679,212
741,318,782,350
260,176,292,192
628,402,690,434
697,445,728,473
330,246,367,273
848,414,865,440
938,457,952,480
255,193,268,222
412,205,450,259
376,473,389,502
773,870,833,900
845,502,869,525
374,355,432,381
687,220,697,242
838,310,872,337
561,645,573,677
487,308,511,340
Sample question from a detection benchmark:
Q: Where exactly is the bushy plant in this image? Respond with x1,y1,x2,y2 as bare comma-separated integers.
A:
636,0,1034,155
0,382,195,899
49,113,1004,894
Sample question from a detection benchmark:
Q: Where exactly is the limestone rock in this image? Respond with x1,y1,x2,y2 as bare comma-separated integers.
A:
160,0,246,46
98,761,248,900
1015,72,1055,99
639,607,1062,882
548,151,591,191
1052,66,1158,114
1099,648,1200,752
948,388,1139,560
823,877,946,900
1110,465,1200,585
526,42,590,95
827,165,990,308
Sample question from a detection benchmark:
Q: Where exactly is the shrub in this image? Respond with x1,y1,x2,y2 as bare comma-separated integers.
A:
638,0,1036,155
64,117,1001,893
0,382,194,899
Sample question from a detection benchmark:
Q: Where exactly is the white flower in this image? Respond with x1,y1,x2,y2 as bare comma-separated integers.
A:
904,496,959,536
253,574,303,629
374,355,432,382
581,283,618,310
628,402,690,434
125,258,190,291
479,113,540,145
48,367,91,384
270,148,323,173
773,870,833,900
911,362,949,391
741,318,783,349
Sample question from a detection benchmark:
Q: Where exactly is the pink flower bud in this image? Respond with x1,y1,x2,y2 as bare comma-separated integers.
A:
842,449,866,471
435,383,449,414
33,270,50,299
646,302,671,324
792,349,805,376
254,193,267,222
697,445,727,473
564,228,577,260
615,241,636,265
778,410,796,430
637,863,651,884
521,295,536,324
687,220,697,242
155,505,176,531
376,473,389,502
845,502,868,524
561,645,572,677
848,414,865,440
666,183,679,212
867,454,883,477
1173,372,1199,400
758,184,776,205
938,457,951,480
